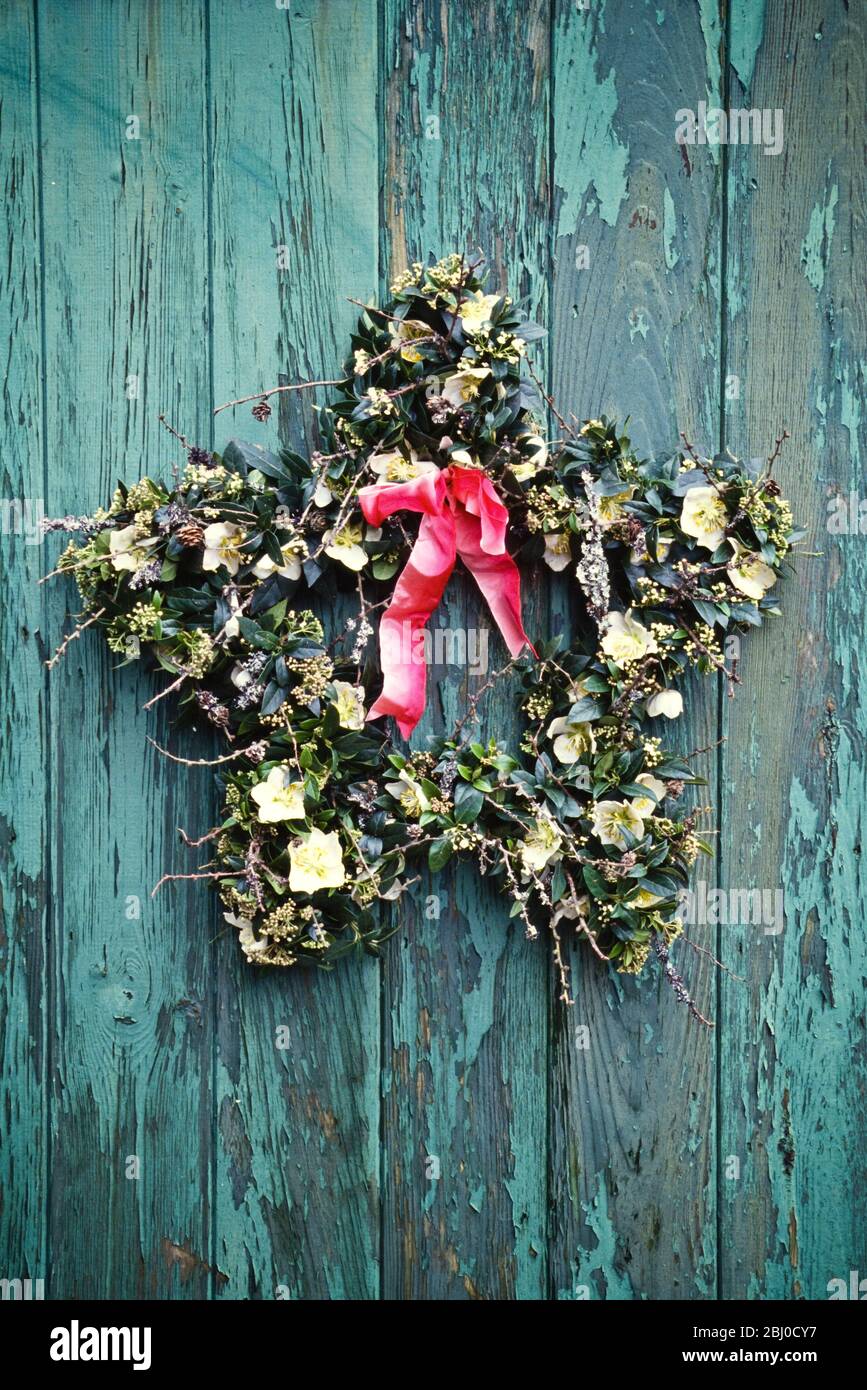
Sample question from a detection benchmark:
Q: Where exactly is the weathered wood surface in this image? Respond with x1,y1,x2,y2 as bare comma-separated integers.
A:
0,0,863,1300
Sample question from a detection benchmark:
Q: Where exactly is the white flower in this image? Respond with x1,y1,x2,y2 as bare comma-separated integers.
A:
543,531,572,572
631,887,663,909
353,349,371,375
680,484,728,551
519,814,563,873
655,530,673,561
458,291,502,330
596,485,635,528
313,480,333,508
324,522,368,571
223,591,242,639
511,433,547,481
551,893,591,929
646,688,684,720
441,365,491,407
332,680,366,730
202,521,245,576
252,542,302,582
223,910,269,957
288,828,346,893
250,765,307,824
368,449,439,483
630,773,667,819
600,609,658,665
109,524,159,572
546,715,596,765
230,662,252,690
390,317,431,363
727,539,776,600
384,770,430,818
591,799,645,849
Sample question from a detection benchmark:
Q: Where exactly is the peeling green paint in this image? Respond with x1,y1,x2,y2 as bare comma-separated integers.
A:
697,0,723,157
554,0,629,231
801,175,839,292
576,1172,635,1299
663,187,679,269
730,0,767,92
628,308,650,340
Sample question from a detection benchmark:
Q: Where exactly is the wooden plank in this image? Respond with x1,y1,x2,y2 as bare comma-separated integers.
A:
208,0,381,1301
719,0,867,1299
547,0,724,1299
0,0,49,1296
379,0,550,1300
38,0,214,1298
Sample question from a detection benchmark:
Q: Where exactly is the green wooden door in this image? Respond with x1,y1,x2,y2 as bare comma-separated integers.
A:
1,0,863,1300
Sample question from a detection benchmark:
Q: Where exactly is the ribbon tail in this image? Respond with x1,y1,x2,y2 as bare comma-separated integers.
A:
367,510,456,739
453,506,537,659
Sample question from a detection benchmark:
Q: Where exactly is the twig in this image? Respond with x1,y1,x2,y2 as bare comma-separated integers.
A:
45,607,106,670
766,429,790,475
213,378,348,417
158,413,190,448
680,934,744,981
679,431,725,495
142,672,187,711
452,656,523,743
549,916,574,1005
526,360,576,439
685,734,727,759
178,826,223,848
565,871,611,961
147,736,263,769
151,869,236,898
652,934,715,1027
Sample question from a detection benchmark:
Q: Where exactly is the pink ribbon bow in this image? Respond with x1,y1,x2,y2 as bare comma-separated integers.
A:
358,464,536,738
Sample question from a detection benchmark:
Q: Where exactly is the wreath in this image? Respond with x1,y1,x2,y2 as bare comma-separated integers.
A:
44,253,801,1021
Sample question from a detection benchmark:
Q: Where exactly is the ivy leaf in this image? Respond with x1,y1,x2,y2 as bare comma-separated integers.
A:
582,864,609,899
223,438,291,482
261,681,287,717
428,837,454,872
454,782,484,824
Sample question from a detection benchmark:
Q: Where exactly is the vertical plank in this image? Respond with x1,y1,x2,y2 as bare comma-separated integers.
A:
209,0,381,1300
720,0,867,1298
380,0,550,1300
38,0,214,1298
0,0,48,1294
547,0,723,1299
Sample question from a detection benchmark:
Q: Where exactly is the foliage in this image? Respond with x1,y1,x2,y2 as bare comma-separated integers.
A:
46,253,800,1015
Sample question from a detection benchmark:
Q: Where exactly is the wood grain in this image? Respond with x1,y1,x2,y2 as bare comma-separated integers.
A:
379,0,551,1300
0,0,863,1302
719,0,867,1299
0,0,49,1295
37,0,214,1298
547,0,722,1300
208,0,381,1301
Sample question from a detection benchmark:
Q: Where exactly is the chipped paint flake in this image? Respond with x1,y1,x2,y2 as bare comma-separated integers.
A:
730,0,767,92
801,174,838,292
662,187,679,269
554,0,629,231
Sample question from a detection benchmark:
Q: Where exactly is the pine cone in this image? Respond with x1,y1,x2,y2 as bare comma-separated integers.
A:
177,522,205,547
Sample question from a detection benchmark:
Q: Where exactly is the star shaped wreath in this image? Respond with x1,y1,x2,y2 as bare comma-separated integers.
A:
44,253,802,1021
